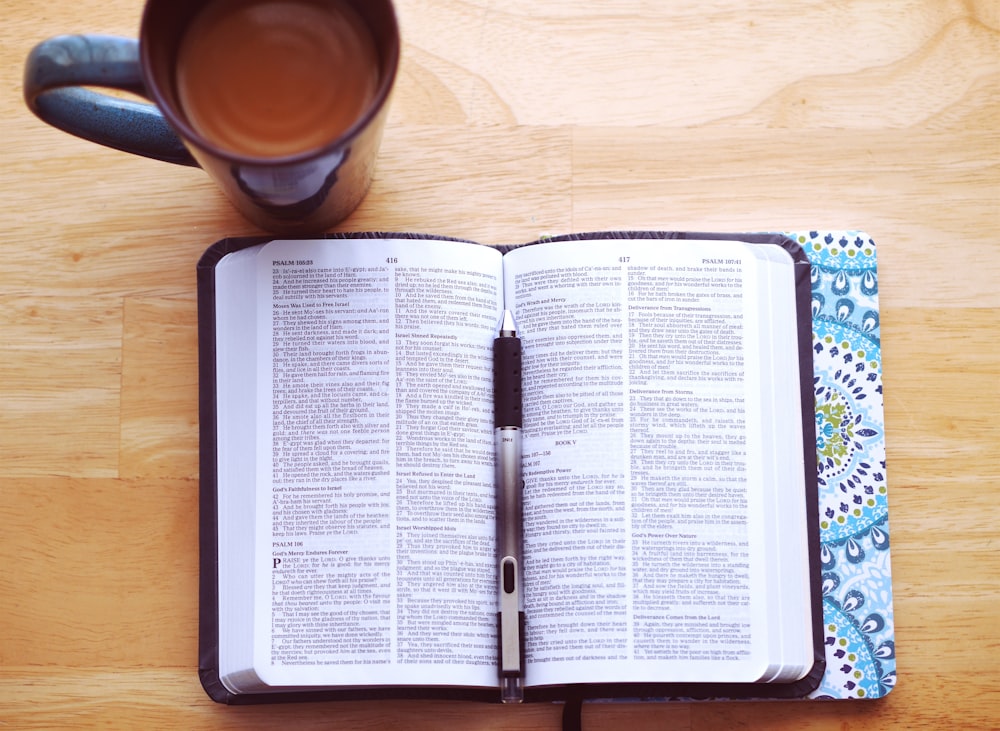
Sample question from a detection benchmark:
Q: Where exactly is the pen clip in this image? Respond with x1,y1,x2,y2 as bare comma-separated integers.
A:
499,557,522,674
498,555,524,703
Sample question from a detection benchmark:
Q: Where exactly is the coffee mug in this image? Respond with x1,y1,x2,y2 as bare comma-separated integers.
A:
23,0,399,234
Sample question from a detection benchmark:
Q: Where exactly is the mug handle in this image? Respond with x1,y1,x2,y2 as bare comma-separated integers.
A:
23,34,198,167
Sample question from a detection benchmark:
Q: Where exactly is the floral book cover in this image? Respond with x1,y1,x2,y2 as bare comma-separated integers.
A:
794,229,895,700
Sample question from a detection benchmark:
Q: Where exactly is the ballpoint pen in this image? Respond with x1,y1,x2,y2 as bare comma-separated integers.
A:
494,309,525,703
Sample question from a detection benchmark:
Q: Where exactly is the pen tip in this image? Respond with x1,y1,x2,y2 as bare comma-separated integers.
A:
500,676,524,703
498,309,517,337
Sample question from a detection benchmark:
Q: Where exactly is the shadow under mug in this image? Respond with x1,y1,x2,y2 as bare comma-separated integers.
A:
23,0,399,234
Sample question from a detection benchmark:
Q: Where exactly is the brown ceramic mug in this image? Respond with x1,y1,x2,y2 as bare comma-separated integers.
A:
24,0,399,234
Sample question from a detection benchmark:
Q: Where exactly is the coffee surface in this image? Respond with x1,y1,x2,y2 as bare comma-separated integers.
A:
176,0,379,157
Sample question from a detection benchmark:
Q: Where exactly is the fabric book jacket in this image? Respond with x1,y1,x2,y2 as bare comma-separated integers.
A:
793,230,895,700
196,228,895,703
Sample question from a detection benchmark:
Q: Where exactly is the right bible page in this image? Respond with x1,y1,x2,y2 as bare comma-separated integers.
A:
502,237,813,691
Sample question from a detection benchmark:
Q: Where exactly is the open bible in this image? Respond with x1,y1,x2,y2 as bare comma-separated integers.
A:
197,231,824,704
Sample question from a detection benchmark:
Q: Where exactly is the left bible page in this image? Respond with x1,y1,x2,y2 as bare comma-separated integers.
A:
214,238,504,693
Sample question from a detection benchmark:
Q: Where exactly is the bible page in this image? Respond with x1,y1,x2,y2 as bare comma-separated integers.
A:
501,238,810,689
219,237,505,691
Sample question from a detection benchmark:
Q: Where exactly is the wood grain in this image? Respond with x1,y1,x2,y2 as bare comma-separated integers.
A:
2,0,998,728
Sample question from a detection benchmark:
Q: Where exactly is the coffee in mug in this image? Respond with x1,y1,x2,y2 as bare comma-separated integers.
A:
176,0,380,158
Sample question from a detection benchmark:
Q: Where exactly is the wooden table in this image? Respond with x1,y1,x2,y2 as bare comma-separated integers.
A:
3,0,998,728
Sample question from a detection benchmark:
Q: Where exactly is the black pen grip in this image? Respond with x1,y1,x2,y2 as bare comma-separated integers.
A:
493,336,522,428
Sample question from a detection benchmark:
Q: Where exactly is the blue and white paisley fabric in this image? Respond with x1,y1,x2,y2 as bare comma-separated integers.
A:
790,230,896,699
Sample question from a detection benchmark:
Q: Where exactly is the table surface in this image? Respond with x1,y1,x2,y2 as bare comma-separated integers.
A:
3,0,999,728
